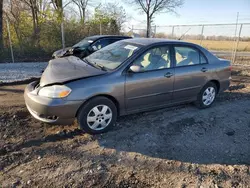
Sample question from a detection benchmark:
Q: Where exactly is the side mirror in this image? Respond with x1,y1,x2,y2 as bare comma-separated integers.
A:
129,65,142,73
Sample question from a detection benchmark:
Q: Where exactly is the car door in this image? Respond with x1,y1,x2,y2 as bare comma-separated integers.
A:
125,45,174,113
173,45,209,103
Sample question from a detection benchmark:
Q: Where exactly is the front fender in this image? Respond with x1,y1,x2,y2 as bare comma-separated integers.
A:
65,74,125,115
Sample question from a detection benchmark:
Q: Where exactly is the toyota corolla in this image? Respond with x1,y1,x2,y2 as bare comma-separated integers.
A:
24,38,231,134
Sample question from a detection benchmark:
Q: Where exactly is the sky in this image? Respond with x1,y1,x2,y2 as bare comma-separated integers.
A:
100,0,250,37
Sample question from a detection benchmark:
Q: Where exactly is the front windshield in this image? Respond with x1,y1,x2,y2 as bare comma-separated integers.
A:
85,41,141,70
73,38,93,48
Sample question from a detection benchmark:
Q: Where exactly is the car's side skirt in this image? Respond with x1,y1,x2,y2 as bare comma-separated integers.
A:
124,97,196,116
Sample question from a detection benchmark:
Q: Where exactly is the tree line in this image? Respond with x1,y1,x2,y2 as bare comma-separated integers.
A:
0,0,126,62
0,0,185,62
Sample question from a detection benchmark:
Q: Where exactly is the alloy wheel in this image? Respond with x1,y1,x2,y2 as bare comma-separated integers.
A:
202,87,216,106
86,105,112,130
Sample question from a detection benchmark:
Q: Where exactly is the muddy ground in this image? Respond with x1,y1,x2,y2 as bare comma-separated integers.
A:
1,67,250,188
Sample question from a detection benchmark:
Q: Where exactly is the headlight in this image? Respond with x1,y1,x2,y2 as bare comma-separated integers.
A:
38,85,71,98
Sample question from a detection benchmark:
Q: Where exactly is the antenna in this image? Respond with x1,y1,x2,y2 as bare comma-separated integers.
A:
178,28,191,40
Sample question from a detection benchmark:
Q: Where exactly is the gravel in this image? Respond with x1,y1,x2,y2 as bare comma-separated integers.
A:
0,62,47,83
0,67,250,187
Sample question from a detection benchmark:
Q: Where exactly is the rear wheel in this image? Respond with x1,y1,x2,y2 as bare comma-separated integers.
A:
196,82,217,109
77,97,117,134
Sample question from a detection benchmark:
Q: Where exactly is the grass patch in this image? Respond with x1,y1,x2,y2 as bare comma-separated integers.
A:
185,39,250,52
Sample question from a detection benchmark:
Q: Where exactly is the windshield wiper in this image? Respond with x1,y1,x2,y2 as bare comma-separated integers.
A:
83,58,107,71
93,63,107,71
83,58,94,66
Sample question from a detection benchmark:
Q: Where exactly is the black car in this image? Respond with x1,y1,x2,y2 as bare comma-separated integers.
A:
52,35,132,59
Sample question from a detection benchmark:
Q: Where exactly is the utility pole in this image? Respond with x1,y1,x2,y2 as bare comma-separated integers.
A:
232,24,243,64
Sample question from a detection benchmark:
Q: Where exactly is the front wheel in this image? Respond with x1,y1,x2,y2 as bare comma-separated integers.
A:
196,82,217,109
77,97,117,134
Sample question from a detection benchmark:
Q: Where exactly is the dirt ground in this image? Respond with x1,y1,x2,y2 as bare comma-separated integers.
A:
1,67,250,188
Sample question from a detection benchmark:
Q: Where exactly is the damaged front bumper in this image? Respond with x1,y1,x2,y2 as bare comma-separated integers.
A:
24,81,83,125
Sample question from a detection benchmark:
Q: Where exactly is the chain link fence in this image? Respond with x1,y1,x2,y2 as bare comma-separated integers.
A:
3,22,250,66
2,20,122,63
131,23,250,66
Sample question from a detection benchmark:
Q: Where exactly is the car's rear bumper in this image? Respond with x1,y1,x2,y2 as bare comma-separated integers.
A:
219,79,230,93
24,81,83,125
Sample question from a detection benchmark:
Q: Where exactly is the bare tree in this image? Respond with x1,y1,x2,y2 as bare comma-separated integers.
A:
125,0,183,37
5,0,24,47
72,0,94,23
102,3,126,32
51,0,72,21
0,0,3,49
51,0,63,21
20,0,40,38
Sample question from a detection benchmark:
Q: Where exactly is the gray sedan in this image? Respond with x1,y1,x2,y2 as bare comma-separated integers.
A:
24,39,231,134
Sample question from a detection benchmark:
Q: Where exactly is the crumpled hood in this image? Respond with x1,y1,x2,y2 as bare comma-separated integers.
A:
40,56,105,86
53,47,72,58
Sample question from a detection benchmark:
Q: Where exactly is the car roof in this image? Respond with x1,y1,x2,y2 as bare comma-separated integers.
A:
86,35,131,40
123,38,195,46
122,38,218,62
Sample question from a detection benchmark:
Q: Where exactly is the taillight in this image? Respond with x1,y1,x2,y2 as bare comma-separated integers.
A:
229,66,232,72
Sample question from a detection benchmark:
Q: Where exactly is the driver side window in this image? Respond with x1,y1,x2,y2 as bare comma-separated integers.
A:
132,46,171,72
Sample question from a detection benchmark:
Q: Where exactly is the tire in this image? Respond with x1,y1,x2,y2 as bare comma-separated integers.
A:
77,97,117,134
195,82,217,109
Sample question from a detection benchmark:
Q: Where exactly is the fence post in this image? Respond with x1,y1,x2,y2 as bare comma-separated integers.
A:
60,1,65,51
88,25,90,36
171,26,175,39
154,25,156,38
6,18,14,63
232,24,243,64
231,12,239,63
200,25,204,45
61,22,65,50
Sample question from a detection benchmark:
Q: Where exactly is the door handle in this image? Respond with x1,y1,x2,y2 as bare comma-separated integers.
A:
201,67,208,72
164,72,173,78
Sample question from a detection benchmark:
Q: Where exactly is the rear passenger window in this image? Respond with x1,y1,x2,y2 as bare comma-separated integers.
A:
200,53,207,64
175,46,205,67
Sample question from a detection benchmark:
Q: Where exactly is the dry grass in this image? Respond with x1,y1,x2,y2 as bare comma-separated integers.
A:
238,70,250,76
231,68,250,77
220,56,250,65
185,39,250,52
